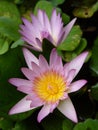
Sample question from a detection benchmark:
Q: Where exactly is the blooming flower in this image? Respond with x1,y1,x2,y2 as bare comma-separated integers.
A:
19,9,76,51
9,48,88,123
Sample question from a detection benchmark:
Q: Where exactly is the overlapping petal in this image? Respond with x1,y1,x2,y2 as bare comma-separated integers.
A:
9,96,33,115
22,48,39,69
57,97,78,123
64,51,88,80
37,104,51,122
9,48,88,123
20,9,76,51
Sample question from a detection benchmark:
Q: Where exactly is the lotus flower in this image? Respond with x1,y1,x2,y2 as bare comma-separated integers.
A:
9,48,88,123
20,9,76,51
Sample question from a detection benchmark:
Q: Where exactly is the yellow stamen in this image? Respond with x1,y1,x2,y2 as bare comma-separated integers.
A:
33,70,67,103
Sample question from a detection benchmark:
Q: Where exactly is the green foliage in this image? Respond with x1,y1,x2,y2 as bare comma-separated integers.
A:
41,112,74,130
0,0,98,129
0,118,13,130
0,1,21,24
0,0,21,54
0,17,20,41
0,38,9,55
34,0,60,18
11,39,24,49
73,119,98,130
58,25,82,51
75,38,87,54
13,120,40,130
34,1,54,18
62,13,70,24
73,1,98,18
91,83,98,100
62,119,74,130
90,37,98,76
0,47,33,120
48,0,65,6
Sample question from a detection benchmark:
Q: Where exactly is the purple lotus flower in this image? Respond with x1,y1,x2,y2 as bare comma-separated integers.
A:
20,9,76,51
9,48,88,123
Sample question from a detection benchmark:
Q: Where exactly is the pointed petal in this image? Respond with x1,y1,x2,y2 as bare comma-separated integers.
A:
50,102,58,113
50,49,63,69
23,44,42,52
69,80,87,93
62,18,77,41
64,52,88,79
31,62,41,75
35,38,42,51
37,104,51,122
23,48,39,69
21,67,34,80
57,97,78,123
22,18,33,29
39,55,49,71
9,96,34,115
17,85,32,94
37,9,45,26
9,78,32,87
44,11,51,34
27,95,43,108
31,14,42,30
66,69,76,84
50,10,63,45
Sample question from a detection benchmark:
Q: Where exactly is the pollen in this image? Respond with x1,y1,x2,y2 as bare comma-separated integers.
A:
33,70,67,103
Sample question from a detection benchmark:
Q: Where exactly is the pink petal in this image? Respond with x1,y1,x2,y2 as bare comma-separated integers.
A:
23,44,42,52
9,96,34,115
21,36,35,46
31,14,42,30
37,104,51,122
66,69,76,84
35,38,42,50
17,85,32,94
50,9,57,33
69,80,87,93
44,11,51,34
21,67,34,80
27,95,44,108
62,18,77,41
22,18,33,29
57,97,78,123
50,102,59,113
37,10,45,27
31,62,41,75
50,10,63,45
23,48,39,69
39,55,49,71
50,49,63,69
9,78,32,87
64,51,88,79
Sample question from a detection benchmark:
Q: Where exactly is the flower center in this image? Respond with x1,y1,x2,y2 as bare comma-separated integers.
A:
33,70,67,103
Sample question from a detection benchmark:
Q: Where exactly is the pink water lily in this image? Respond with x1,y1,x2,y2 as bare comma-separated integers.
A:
20,9,76,51
9,48,88,123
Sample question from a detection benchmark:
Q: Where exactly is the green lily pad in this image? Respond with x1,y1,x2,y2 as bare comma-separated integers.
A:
0,17,20,41
11,39,24,49
90,36,98,76
74,119,98,130
0,118,13,130
50,0,65,6
58,25,82,51
0,39,9,55
34,0,60,18
91,83,98,101
0,1,21,24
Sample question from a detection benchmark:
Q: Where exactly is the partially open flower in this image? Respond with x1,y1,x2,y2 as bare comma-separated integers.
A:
9,48,88,123
20,9,76,51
